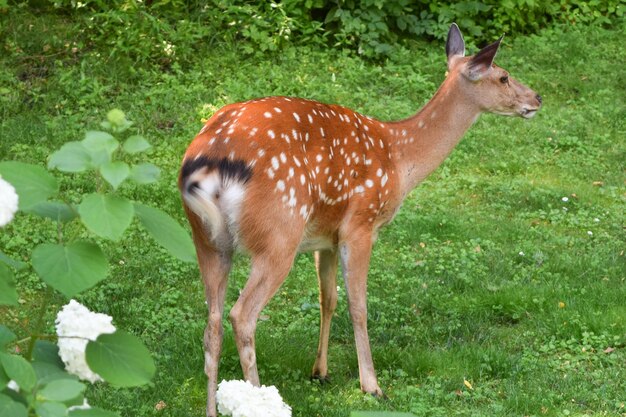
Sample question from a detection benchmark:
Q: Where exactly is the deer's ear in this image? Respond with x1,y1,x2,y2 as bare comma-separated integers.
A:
467,36,503,81
446,23,465,66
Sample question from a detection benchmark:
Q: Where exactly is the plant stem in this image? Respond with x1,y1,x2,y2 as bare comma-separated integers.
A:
25,285,54,361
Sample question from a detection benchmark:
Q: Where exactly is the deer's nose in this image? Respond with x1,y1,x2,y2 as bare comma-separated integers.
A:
536,94,542,104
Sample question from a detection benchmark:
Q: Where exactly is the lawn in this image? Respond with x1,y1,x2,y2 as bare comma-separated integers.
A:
1,8,624,417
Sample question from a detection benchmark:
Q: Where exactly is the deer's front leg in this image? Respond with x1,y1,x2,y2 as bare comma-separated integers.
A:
339,229,383,396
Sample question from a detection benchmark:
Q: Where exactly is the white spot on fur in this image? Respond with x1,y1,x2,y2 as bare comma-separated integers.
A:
288,188,297,207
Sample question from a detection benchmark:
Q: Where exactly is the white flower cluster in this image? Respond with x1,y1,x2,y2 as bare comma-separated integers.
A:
55,300,116,383
162,41,175,56
0,175,19,227
216,380,292,417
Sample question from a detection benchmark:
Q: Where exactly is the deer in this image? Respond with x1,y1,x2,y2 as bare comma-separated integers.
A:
178,23,542,417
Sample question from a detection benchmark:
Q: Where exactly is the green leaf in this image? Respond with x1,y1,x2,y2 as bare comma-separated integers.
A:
99,162,130,190
78,194,134,241
0,325,16,349
0,161,58,209
83,131,118,154
31,241,108,298
39,379,86,402
0,264,18,306
0,394,27,417
69,407,120,417
0,353,36,392
0,365,8,390
122,135,151,154
48,142,92,173
35,401,67,417
26,201,77,223
0,250,26,271
32,362,68,386
32,342,74,385
85,331,155,387
134,203,196,263
33,341,64,370
129,163,160,184
82,131,119,167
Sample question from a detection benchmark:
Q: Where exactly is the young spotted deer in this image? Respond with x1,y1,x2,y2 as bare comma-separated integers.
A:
179,24,541,416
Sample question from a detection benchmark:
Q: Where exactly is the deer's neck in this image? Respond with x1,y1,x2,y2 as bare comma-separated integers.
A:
388,77,481,198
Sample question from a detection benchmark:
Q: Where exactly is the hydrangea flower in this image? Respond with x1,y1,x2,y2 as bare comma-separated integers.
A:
216,380,291,417
7,380,19,392
0,175,19,227
55,300,116,383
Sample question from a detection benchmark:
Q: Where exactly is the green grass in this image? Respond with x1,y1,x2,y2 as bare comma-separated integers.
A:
1,8,625,417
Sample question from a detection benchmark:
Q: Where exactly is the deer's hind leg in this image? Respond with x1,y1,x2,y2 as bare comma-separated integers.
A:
187,211,232,417
312,249,338,382
228,218,303,385
229,250,299,385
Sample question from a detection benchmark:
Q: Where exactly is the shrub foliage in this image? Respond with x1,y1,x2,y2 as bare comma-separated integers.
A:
21,0,626,58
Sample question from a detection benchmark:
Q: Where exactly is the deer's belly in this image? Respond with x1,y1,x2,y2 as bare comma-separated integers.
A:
298,235,335,252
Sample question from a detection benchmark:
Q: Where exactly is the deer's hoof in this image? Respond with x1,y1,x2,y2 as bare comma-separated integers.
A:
371,390,389,401
363,386,388,400
310,373,331,385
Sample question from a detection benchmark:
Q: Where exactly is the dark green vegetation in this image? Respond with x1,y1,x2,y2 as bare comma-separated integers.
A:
6,0,624,59
1,4,625,417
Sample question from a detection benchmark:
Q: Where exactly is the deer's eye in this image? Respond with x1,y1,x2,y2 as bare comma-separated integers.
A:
500,75,509,84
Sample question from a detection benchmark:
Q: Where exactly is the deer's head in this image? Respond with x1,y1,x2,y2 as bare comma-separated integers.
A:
445,23,542,119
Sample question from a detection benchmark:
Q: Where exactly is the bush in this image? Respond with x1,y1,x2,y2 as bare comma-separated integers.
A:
8,0,626,60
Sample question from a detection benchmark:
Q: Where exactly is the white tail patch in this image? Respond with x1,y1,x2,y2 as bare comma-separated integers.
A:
183,170,246,245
